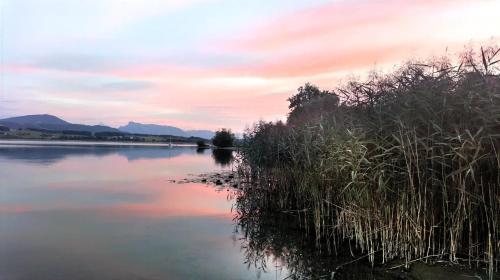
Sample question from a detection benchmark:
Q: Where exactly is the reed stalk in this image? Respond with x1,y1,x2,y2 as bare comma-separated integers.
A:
237,46,500,279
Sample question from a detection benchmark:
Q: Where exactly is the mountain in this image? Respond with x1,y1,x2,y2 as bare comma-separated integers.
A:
1,114,69,125
185,130,215,139
118,121,186,136
0,115,215,139
119,121,214,139
0,114,120,133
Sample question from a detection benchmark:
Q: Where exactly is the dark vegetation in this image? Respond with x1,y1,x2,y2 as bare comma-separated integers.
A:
212,128,235,148
212,148,234,166
197,140,209,148
234,184,491,279
238,47,500,279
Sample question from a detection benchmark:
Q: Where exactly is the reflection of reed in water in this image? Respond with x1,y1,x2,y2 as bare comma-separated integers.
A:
233,186,400,280
211,149,233,166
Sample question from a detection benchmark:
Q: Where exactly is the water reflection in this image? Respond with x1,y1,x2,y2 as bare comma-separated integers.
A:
0,144,232,216
212,148,234,166
0,144,200,165
196,147,208,154
234,188,402,280
0,143,285,279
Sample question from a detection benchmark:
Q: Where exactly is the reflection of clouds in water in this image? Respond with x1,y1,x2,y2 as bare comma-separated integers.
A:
0,212,282,280
0,145,200,165
0,143,284,280
35,180,153,206
0,144,233,216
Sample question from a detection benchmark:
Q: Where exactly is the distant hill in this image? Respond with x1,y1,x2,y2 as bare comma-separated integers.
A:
0,114,120,133
118,121,185,136
185,130,215,139
1,114,69,125
119,121,214,139
0,115,215,140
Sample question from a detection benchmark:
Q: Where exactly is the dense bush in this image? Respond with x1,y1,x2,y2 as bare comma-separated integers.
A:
196,140,208,147
239,46,500,278
212,128,235,147
287,83,339,126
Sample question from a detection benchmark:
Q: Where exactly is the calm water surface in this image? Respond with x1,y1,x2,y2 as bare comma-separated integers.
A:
0,142,288,280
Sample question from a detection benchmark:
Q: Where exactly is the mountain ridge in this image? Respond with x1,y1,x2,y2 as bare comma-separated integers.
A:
0,114,214,139
0,114,120,133
1,114,69,125
118,121,214,139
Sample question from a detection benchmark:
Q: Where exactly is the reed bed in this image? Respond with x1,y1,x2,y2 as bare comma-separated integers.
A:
238,47,500,279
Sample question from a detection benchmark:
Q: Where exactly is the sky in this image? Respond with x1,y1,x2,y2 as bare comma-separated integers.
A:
0,0,499,132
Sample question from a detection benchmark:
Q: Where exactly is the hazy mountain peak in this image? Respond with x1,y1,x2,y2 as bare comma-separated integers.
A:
118,121,214,139
118,121,186,136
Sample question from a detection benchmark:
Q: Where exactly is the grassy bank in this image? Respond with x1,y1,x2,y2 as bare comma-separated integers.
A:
238,47,500,278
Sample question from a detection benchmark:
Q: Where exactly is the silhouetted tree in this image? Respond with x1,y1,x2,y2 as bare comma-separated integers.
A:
287,83,331,111
212,128,235,147
287,83,339,126
196,140,209,147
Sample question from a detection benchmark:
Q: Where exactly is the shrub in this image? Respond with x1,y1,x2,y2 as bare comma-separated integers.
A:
212,128,235,148
196,140,208,147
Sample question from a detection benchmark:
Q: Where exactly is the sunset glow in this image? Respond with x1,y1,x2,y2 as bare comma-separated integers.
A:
1,0,499,131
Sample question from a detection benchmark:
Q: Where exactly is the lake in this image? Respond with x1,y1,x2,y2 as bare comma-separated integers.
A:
1,141,482,280
0,142,288,280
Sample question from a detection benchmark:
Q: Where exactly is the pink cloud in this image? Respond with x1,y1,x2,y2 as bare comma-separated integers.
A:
220,0,500,78
228,0,465,51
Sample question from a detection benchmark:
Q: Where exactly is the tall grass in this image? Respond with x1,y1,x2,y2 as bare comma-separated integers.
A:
238,47,500,278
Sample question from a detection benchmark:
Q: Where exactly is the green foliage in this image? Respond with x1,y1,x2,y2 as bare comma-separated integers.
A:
243,121,289,167
212,128,235,147
240,46,500,278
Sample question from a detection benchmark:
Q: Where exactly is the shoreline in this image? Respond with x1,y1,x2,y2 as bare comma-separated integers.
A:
0,139,199,147
186,171,493,279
